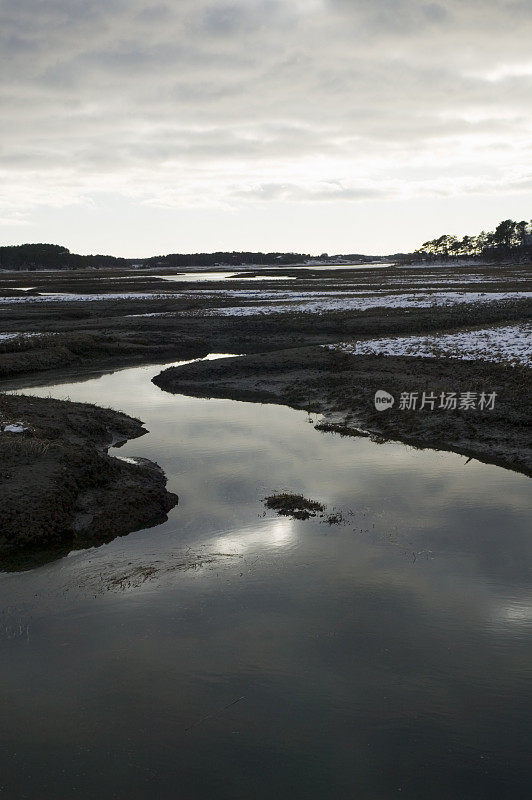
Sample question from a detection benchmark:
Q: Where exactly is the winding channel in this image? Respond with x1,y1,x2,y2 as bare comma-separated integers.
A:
1,356,531,799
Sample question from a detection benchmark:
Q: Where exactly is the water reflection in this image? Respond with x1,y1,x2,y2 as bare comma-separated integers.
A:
0,359,531,799
213,517,297,556
151,272,297,282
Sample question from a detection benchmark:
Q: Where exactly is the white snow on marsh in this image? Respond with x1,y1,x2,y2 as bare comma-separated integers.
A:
373,276,530,285
0,292,183,304
1,422,30,434
192,291,532,316
0,332,44,341
327,324,532,367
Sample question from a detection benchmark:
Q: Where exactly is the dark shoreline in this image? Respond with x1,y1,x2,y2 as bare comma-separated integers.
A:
0,392,178,570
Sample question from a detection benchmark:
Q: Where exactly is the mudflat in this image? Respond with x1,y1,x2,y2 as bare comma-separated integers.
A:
0,392,177,569
0,262,530,382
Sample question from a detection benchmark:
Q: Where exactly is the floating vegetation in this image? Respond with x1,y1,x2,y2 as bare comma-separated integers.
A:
264,493,325,520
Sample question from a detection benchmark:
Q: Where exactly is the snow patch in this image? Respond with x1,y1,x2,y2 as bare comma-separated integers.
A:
0,292,184,304
0,332,45,341
327,324,532,367
191,291,532,317
1,423,30,434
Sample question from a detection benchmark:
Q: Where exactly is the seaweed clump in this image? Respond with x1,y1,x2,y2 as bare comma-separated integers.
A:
264,493,325,520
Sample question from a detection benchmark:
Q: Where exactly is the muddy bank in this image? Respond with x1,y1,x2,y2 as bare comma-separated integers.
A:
0,297,529,385
153,348,532,476
0,330,208,382
0,392,178,569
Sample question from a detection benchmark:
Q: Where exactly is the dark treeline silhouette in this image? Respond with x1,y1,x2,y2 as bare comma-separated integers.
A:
0,244,128,271
2,227,530,271
416,219,532,261
143,251,312,267
0,244,314,271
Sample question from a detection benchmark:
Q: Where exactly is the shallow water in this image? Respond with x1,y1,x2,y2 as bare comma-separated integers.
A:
1,359,531,799
127,263,392,282
153,271,240,282
152,272,297,282
151,263,393,280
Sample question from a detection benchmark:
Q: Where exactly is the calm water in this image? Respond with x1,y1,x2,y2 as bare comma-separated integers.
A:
1,359,531,799
152,272,297,282
151,264,392,281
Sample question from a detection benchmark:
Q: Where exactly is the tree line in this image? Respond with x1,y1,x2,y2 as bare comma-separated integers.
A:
0,244,128,271
416,219,532,260
0,243,313,271
144,251,312,267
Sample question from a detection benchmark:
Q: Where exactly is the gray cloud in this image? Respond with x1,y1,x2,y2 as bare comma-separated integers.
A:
0,0,531,220
232,181,390,202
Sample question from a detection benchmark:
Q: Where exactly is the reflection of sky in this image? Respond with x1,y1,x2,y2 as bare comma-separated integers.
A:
212,516,298,556
2,361,531,799
152,272,297,282
153,271,238,282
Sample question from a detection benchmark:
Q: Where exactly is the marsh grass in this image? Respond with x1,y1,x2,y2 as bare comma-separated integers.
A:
0,435,54,458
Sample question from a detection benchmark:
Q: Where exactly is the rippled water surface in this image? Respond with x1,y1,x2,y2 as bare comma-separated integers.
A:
1,359,531,799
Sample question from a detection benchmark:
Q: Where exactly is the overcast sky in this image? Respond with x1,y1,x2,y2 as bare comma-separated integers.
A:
1,0,531,256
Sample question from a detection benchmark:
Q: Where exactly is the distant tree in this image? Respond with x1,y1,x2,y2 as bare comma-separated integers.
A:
516,220,528,247
474,231,489,254
492,219,518,250
415,218,532,262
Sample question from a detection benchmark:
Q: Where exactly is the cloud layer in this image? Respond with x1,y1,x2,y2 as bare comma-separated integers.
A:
1,0,531,251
